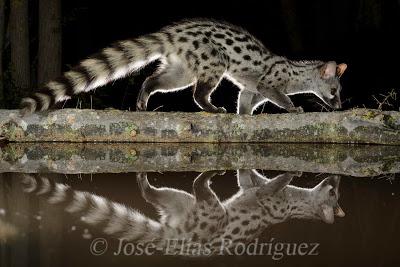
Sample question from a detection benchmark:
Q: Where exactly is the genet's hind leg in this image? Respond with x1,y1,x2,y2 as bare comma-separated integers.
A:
237,169,268,189
192,170,225,202
136,61,194,111
192,171,227,229
237,91,265,115
136,172,195,213
193,68,226,113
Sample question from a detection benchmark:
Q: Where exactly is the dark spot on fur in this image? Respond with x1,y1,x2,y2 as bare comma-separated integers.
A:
233,46,242,54
178,37,188,42
192,233,199,242
186,31,199,37
232,227,240,234
234,36,249,42
229,216,240,222
226,39,234,45
200,222,207,229
243,55,251,61
214,33,225,39
192,40,199,49
242,220,250,226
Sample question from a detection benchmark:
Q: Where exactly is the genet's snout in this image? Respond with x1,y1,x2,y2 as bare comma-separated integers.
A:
333,101,342,110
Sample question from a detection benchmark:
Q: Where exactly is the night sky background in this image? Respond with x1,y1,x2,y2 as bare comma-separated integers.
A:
12,0,400,112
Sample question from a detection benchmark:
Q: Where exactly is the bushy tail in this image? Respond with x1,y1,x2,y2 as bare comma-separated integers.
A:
20,32,169,116
21,174,164,243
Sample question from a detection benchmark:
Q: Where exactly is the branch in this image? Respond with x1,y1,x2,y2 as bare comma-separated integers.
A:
0,108,399,144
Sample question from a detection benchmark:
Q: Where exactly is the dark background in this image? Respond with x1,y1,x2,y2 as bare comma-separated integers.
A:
1,0,399,112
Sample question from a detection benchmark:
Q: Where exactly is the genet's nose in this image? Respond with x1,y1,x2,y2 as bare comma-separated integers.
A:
334,101,342,110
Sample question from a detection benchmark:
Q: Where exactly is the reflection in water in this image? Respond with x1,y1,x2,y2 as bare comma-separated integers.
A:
17,170,344,256
0,218,17,241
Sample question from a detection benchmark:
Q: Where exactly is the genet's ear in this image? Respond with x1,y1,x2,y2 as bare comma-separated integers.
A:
320,61,337,79
257,173,293,195
336,63,347,78
314,175,340,191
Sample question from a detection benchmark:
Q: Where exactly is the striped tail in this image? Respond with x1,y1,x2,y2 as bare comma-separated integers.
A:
21,175,164,243
20,32,169,116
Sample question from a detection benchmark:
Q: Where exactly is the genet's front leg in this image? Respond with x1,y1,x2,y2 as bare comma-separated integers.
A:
258,87,303,113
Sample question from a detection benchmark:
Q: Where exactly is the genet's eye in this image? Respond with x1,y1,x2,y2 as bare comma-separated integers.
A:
329,188,336,196
331,87,337,95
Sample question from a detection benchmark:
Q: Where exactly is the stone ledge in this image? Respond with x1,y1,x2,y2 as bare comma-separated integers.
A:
0,108,399,144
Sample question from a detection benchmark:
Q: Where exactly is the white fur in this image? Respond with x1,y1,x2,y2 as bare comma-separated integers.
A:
48,183,70,204
65,191,87,213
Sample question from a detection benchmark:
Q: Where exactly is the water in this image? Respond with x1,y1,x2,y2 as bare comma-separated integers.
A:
0,143,399,267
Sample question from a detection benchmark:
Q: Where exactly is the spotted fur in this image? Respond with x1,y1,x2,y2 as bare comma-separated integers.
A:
20,19,347,116
21,170,344,255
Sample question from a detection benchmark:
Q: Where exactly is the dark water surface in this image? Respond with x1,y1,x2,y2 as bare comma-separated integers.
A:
0,143,399,267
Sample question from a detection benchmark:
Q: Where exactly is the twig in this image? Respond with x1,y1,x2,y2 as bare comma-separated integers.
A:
153,105,164,111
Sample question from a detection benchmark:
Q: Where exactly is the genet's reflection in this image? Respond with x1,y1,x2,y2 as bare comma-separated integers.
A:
19,170,344,255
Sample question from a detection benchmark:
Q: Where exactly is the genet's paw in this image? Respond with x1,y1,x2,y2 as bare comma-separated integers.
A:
289,171,303,177
136,101,147,111
217,170,226,176
288,106,304,113
136,172,147,181
216,107,227,113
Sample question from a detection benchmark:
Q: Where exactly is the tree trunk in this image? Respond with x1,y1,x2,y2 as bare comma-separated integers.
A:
9,0,30,95
0,0,5,106
38,0,61,85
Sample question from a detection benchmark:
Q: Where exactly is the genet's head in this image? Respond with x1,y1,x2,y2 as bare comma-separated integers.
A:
312,62,347,109
312,175,345,224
